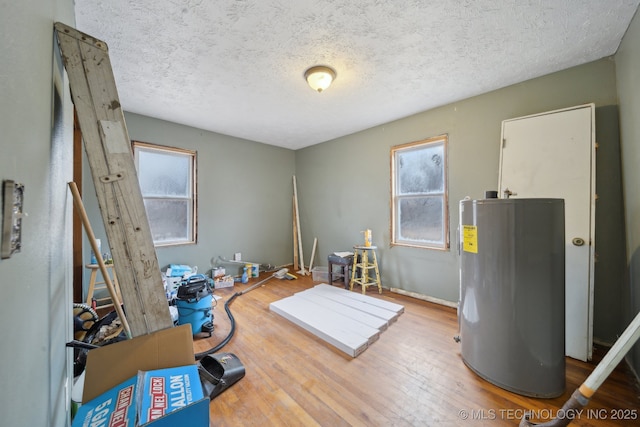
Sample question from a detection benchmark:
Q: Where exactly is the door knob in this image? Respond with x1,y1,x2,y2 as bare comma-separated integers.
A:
572,237,585,246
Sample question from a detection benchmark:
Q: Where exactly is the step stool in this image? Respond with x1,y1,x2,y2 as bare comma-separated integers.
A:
350,245,382,294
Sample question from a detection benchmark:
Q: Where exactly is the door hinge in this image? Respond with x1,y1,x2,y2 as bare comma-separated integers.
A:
502,138,506,148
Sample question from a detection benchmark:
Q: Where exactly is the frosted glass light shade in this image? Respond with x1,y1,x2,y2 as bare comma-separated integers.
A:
304,66,336,93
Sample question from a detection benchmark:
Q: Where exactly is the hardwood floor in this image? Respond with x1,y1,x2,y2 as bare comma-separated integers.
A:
193,272,640,426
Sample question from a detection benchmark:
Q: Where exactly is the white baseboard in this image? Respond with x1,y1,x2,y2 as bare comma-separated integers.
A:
390,287,458,308
592,338,640,383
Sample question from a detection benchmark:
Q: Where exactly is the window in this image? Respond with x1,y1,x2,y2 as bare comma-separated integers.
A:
133,141,197,246
391,135,448,250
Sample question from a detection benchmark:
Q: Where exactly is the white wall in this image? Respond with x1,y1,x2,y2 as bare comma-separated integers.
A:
0,1,76,426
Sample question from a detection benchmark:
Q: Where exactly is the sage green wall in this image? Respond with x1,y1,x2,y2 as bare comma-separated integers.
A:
84,60,628,356
83,112,296,280
295,58,626,345
0,1,76,426
616,8,640,376
0,6,634,426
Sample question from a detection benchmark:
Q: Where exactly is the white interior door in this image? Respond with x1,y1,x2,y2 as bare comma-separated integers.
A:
498,104,596,361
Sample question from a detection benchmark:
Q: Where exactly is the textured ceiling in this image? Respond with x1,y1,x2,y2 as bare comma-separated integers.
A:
74,1,640,150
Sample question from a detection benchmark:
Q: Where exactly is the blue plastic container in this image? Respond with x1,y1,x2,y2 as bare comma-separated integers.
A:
176,293,213,337
168,264,192,277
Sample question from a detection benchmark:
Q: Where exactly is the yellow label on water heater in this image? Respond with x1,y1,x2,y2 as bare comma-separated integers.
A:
463,225,478,253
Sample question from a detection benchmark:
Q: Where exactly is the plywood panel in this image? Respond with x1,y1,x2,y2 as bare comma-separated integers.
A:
55,23,173,336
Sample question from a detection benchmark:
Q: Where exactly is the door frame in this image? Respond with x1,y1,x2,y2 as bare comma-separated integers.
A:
498,103,596,361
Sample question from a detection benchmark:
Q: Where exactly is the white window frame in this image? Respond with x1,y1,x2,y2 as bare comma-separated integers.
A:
390,135,449,250
132,141,197,247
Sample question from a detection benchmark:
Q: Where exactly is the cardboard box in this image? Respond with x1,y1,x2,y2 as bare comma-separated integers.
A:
138,365,204,424
73,375,137,427
211,267,225,278
213,275,234,289
81,324,209,426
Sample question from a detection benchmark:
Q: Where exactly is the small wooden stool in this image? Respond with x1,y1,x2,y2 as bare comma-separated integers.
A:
85,263,122,310
328,253,354,289
350,245,382,294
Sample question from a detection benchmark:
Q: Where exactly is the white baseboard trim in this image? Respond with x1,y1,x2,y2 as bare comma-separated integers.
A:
390,287,458,308
592,338,640,383
592,338,613,348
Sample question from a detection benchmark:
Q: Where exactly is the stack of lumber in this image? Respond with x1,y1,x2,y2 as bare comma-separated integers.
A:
269,284,404,357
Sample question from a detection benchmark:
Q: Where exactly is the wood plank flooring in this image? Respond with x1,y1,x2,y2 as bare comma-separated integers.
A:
193,272,640,426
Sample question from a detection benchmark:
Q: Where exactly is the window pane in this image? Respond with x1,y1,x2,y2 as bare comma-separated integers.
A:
398,197,444,243
391,135,448,249
144,199,190,243
138,150,190,197
133,141,196,246
397,143,444,194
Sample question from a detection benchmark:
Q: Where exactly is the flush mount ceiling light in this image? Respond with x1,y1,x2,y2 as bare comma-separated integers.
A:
304,65,336,93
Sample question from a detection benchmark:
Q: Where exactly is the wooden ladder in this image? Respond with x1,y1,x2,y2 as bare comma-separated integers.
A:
54,22,173,336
